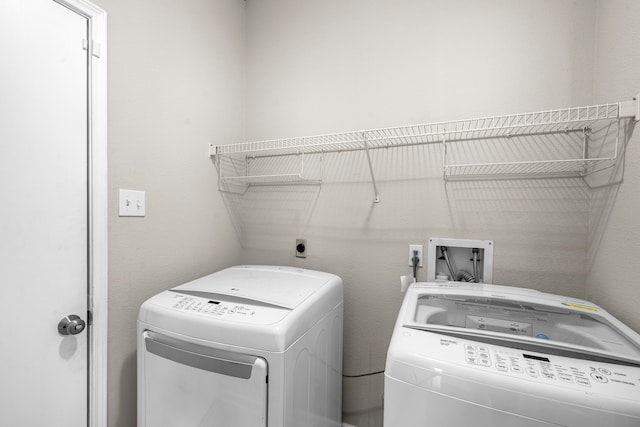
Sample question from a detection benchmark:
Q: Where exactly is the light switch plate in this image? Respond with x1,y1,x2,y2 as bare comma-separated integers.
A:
119,189,145,217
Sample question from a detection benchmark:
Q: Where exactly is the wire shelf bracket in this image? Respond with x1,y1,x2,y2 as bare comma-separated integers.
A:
362,132,380,203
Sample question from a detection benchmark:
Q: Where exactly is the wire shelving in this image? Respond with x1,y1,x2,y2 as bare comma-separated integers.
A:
210,97,639,202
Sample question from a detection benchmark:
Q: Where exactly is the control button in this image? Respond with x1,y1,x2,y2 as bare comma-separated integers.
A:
542,372,556,380
466,349,476,356
478,352,490,359
466,356,477,365
465,345,476,352
575,377,591,387
526,368,539,378
511,365,524,374
558,374,573,383
496,362,508,372
479,358,491,367
477,346,489,353
598,368,612,376
591,372,608,383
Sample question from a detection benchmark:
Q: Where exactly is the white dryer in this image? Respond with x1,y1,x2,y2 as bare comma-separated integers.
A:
138,265,343,427
384,282,640,426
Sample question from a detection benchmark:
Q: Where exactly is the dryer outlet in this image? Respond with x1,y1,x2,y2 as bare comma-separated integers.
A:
296,239,307,258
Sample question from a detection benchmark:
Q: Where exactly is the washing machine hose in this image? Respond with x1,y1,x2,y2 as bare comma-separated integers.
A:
440,246,477,283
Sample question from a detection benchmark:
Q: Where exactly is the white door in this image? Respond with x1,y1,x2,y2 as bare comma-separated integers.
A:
0,0,90,425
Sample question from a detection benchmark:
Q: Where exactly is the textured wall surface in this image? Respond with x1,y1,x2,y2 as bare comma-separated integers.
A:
587,0,640,332
243,1,597,425
91,1,245,425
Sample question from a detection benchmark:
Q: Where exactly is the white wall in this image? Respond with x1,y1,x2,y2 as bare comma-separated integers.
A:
246,0,595,135
90,1,640,426
91,1,245,426
587,0,640,332
244,1,597,425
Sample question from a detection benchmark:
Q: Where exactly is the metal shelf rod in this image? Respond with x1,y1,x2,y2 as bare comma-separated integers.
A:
219,128,588,161
362,133,380,204
212,103,623,156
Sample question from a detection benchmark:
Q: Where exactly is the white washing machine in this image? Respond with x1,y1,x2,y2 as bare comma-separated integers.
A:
384,282,640,426
138,265,343,427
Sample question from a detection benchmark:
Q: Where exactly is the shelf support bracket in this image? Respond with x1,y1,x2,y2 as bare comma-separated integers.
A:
362,132,380,203
581,127,590,175
441,135,448,180
618,93,639,121
581,128,589,160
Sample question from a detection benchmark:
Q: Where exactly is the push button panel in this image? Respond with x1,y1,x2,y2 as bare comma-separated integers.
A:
165,293,290,324
465,344,492,368
462,341,640,393
172,295,245,316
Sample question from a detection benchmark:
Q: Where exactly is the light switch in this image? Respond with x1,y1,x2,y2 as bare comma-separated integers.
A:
119,189,146,217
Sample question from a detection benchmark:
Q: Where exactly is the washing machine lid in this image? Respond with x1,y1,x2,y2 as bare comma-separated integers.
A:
174,265,332,309
402,282,640,366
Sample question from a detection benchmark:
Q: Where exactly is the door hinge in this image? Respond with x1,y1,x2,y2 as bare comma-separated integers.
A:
82,39,102,58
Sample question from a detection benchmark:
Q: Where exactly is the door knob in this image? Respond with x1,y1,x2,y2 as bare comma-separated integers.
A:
58,314,86,335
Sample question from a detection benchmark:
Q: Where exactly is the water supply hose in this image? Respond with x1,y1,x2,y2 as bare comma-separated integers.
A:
472,248,479,283
440,246,457,280
440,246,479,282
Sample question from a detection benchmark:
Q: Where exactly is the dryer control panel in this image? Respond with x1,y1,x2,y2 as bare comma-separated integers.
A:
173,295,253,316
157,292,291,325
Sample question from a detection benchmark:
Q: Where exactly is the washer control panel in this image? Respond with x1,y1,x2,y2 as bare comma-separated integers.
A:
463,342,640,391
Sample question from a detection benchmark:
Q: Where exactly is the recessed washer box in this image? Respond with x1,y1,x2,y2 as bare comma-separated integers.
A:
427,238,493,283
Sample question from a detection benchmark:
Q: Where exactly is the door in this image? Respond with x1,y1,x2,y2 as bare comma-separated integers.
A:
0,0,90,425
140,332,269,426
